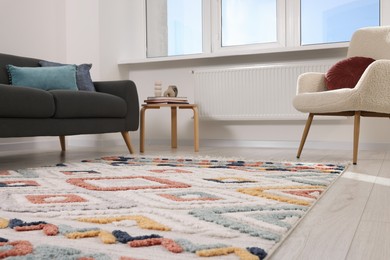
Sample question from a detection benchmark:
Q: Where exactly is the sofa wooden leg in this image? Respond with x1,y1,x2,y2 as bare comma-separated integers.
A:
353,111,361,165
297,113,314,159
59,136,66,151
121,131,134,154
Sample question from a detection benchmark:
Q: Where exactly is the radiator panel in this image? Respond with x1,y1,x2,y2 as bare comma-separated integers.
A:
193,63,333,120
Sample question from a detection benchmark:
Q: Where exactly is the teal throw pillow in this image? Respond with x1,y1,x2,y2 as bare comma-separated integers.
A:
39,60,95,91
7,65,78,91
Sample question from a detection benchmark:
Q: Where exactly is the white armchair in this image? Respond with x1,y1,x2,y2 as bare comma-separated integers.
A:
293,26,390,165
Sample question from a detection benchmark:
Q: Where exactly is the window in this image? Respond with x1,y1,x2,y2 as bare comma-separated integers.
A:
142,0,384,61
146,0,202,58
221,0,277,47
301,0,380,45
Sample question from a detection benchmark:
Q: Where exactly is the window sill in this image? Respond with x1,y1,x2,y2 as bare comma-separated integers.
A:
118,42,349,65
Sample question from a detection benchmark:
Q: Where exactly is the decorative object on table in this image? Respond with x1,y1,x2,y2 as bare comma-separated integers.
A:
0,155,346,259
154,80,163,97
144,96,188,104
164,85,178,97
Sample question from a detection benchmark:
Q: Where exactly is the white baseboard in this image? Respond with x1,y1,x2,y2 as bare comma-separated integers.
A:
195,139,388,151
0,136,389,153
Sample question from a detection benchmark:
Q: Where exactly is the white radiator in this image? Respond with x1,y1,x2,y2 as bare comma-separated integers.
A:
193,63,333,120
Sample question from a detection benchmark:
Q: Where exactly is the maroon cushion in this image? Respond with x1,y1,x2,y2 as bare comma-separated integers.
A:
325,56,375,90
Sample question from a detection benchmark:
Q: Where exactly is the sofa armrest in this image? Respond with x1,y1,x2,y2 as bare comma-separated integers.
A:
93,80,139,131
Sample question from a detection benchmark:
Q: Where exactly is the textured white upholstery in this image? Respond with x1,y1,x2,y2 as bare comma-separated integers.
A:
293,26,390,114
347,26,390,59
293,26,390,165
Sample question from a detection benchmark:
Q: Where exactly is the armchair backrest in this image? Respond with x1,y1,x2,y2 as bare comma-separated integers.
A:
347,26,390,60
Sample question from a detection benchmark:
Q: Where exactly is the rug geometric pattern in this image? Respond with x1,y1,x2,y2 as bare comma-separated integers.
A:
0,156,346,259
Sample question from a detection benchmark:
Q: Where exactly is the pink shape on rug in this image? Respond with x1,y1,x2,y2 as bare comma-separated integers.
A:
14,224,46,232
0,170,11,176
129,238,183,253
25,194,87,204
67,176,191,191
149,169,192,174
159,194,220,202
119,257,146,260
282,189,323,199
43,224,59,236
0,240,33,258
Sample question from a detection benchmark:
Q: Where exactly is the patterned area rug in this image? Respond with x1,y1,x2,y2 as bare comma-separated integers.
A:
0,156,346,260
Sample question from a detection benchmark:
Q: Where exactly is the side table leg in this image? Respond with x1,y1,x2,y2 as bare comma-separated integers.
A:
140,106,146,153
192,106,199,152
171,106,177,148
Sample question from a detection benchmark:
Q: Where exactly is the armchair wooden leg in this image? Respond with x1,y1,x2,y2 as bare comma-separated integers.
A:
297,113,314,159
353,111,361,165
121,131,134,154
59,136,66,151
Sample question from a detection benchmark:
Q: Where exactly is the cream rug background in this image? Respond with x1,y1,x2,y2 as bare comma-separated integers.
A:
0,156,346,259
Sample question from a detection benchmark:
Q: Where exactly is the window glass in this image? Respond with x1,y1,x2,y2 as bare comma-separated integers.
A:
221,0,277,47
301,0,380,45
146,0,202,57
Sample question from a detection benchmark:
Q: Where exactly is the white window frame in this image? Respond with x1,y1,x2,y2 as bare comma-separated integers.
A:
211,0,286,55
119,0,387,64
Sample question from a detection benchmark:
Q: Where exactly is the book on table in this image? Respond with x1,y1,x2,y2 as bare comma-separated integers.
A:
144,96,189,104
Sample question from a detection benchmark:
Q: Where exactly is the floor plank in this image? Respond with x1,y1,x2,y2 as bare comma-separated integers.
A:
346,221,390,260
345,160,390,260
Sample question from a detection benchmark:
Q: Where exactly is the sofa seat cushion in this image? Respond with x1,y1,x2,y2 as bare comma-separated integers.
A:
0,85,55,118
50,90,127,118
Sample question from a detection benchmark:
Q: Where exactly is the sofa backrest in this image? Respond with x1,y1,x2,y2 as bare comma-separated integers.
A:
0,53,40,84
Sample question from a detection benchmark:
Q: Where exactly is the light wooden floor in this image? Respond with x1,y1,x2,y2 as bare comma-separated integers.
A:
1,144,389,260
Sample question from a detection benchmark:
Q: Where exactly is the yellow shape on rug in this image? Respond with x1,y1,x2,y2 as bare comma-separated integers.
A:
0,218,9,229
237,185,325,206
99,230,117,244
78,215,171,231
66,230,100,239
197,247,259,260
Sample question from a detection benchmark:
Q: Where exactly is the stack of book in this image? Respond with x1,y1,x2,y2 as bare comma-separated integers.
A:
144,96,189,104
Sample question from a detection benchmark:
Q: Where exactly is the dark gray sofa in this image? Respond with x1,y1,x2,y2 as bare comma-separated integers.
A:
0,53,139,153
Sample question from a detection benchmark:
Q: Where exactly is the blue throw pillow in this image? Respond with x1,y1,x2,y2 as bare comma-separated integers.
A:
39,60,95,91
7,64,78,91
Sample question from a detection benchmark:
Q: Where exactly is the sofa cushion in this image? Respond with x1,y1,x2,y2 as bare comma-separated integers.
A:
50,90,127,118
39,60,96,92
7,65,78,91
0,85,55,118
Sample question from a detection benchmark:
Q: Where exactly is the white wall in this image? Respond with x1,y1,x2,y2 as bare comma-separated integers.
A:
0,0,101,76
65,0,100,80
0,0,390,152
0,0,67,61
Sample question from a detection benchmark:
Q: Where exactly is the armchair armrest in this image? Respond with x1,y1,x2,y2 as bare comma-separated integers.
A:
93,80,139,131
293,60,390,114
296,72,327,94
351,60,390,113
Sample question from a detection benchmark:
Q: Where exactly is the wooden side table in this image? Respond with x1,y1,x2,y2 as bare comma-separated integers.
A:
140,103,199,153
